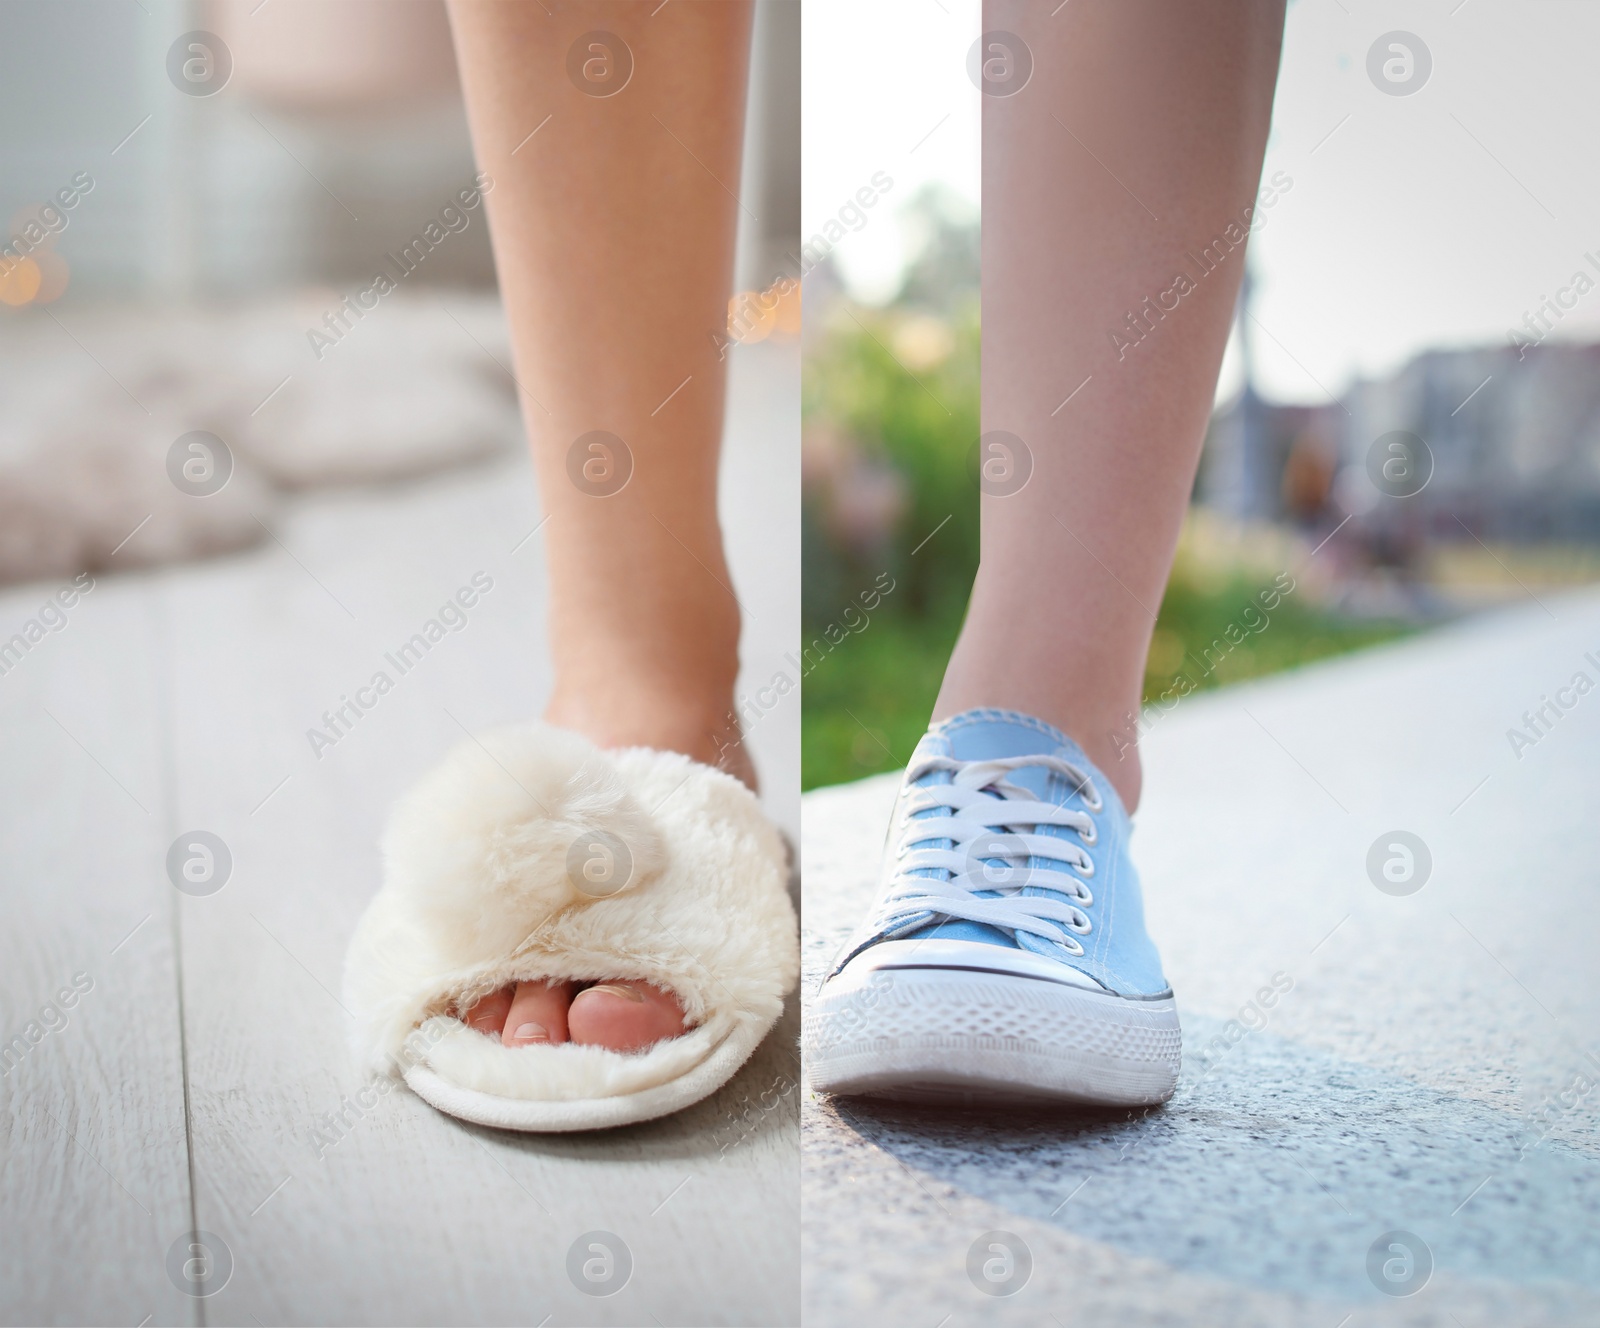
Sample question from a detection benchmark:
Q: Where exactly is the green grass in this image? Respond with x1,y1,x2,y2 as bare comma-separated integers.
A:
800,570,1414,791
1144,568,1413,701
802,604,965,791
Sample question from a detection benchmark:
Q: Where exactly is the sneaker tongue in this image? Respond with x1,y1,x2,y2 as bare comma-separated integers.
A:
903,710,1093,953
940,712,1065,760
935,710,1085,801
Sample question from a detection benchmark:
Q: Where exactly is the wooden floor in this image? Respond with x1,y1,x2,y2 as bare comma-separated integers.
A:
0,341,799,1327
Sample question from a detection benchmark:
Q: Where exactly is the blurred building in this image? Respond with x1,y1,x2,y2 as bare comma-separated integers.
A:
1202,342,1600,544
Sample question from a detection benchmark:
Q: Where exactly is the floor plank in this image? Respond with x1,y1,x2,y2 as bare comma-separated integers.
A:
0,576,197,1327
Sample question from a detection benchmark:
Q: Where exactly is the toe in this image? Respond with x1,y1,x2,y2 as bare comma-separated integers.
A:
503,978,576,1046
460,987,514,1037
567,980,688,1052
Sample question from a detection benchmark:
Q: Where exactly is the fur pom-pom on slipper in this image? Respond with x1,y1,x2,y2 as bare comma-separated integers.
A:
343,721,798,1132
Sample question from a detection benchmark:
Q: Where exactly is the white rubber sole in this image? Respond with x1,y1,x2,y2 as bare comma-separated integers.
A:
806,965,1181,1108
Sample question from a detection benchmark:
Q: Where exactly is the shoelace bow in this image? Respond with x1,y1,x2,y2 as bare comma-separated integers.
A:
871,753,1103,954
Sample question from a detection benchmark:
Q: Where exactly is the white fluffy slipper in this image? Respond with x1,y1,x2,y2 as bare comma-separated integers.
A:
343,721,798,1132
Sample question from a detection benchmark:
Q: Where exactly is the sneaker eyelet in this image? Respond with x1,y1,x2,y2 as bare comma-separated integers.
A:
1076,856,1095,879
1064,937,1085,956
1071,777,1104,813
1075,887,1094,908
1079,822,1098,846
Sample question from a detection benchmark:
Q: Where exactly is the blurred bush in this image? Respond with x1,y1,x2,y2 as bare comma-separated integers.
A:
802,299,978,626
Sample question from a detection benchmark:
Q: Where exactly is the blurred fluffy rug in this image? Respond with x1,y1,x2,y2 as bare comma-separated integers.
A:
0,290,520,586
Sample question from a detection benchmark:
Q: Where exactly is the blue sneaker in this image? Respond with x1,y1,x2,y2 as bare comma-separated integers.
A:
807,707,1181,1107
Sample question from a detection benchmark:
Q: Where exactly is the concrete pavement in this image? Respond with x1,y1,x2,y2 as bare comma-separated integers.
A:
801,587,1600,1326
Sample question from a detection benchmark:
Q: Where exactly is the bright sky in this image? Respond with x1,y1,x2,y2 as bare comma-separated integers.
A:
803,0,1600,404
801,0,980,304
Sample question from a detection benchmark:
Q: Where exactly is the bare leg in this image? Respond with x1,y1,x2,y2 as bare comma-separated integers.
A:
447,0,751,1048
934,0,1284,811
450,0,754,786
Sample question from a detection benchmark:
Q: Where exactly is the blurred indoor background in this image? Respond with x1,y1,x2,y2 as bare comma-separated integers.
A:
0,0,799,585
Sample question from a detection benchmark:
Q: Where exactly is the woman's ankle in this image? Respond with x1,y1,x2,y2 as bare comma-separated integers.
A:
934,661,1145,810
1090,729,1143,813
931,695,1144,811
544,677,756,792
933,575,1150,809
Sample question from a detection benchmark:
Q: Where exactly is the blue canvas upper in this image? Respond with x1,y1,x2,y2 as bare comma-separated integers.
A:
837,707,1171,999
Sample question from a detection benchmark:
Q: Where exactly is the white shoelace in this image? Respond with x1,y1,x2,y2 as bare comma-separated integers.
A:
870,753,1103,956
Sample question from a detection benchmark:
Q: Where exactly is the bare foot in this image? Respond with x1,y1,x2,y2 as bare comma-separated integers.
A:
456,676,751,1050
460,978,689,1053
